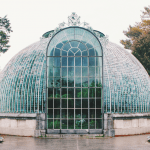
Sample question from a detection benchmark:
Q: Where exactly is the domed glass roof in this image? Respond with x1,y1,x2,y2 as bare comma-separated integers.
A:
0,37,149,113
0,12,149,114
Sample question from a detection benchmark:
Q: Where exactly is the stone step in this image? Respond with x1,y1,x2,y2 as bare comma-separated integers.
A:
44,134,104,139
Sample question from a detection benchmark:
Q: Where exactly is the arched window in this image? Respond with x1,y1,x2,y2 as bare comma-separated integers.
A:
46,27,103,134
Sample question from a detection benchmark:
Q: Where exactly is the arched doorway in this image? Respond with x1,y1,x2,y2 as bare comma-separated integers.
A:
46,27,103,134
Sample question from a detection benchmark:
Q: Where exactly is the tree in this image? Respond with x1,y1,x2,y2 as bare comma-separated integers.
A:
0,16,12,54
120,6,150,75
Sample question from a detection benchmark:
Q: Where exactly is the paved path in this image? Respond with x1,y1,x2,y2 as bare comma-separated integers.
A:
0,134,150,150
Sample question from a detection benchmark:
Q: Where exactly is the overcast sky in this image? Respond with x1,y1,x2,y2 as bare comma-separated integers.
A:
0,0,149,70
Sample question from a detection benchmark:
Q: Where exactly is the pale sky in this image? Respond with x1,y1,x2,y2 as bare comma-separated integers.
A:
0,0,149,70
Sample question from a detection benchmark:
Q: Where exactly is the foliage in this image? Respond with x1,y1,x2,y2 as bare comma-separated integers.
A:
0,16,12,53
120,6,150,75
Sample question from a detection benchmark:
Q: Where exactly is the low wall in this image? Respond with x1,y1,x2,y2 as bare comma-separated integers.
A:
0,113,46,137
113,113,150,136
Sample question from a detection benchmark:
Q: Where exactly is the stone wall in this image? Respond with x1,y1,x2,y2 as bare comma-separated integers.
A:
113,113,150,136
0,113,46,137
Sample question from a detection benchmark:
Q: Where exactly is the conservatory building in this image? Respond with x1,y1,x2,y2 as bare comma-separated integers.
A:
0,13,150,137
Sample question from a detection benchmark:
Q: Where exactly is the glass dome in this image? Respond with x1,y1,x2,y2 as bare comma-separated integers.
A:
0,28,149,115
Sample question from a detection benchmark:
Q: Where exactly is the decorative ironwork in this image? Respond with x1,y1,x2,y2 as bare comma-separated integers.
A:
41,12,108,45
68,12,80,26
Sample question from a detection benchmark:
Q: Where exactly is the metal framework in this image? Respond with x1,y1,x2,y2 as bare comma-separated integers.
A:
46,27,103,133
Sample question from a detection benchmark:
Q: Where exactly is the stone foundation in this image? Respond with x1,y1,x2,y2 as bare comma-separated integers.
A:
113,113,150,136
0,113,46,137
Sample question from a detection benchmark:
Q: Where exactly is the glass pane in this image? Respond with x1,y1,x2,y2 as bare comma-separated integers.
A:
90,109,95,118
62,67,67,77
56,43,63,49
48,119,53,129
96,78,102,87
75,88,81,98
75,109,81,118
90,99,95,108
89,78,95,87
62,57,67,66
62,99,67,108
62,109,67,118
75,57,81,66
82,109,88,118
68,57,74,66
62,88,67,98
54,78,60,87
90,119,95,129
68,109,74,118
62,78,67,87
68,99,74,108
54,119,60,129
89,48,95,56
75,78,81,87
62,50,67,56
96,109,102,118
47,57,53,67
82,67,88,76
68,120,74,129
82,78,88,87
48,109,53,118
54,49,60,56
48,99,53,108
82,51,88,56
54,68,60,76
82,57,88,66
75,99,81,108
75,67,81,76
68,67,74,77
82,119,88,129
54,109,60,118
89,57,95,66
96,88,101,98
48,78,53,87
82,88,88,98
54,57,60,67
96,119,102,129
48,88,53,98
68,50,74,56
75,119,81,129
96,57,102,66
82,99,88,108
89,88,95,98
62,120,67,129
68,88,74,98
96,99,101,108
54,99,60,108
54,88,60,98
68,78,74,87
48,67,53,77
63,42,71,51
96,67,101,77
89,67,95,76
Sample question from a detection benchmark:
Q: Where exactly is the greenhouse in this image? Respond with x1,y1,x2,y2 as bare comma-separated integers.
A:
0,13,150,137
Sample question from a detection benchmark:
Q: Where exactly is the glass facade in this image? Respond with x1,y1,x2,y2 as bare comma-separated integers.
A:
47,27,103,130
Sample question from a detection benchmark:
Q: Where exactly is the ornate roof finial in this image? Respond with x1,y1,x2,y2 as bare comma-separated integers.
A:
68,12,80,26
41,12,107,43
